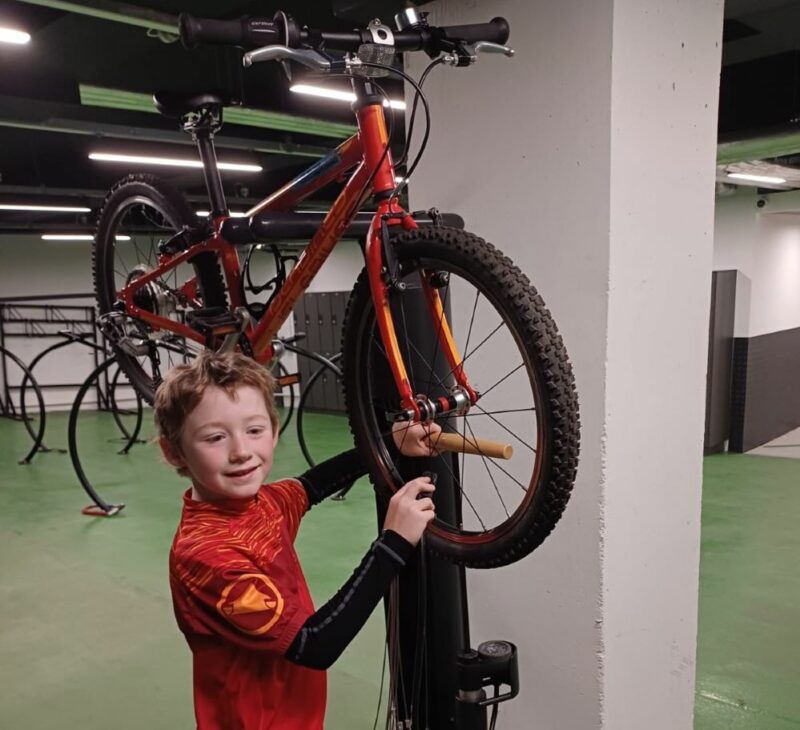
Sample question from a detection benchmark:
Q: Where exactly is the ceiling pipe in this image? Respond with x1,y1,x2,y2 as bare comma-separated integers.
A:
15,0,178,35
717,128,800,165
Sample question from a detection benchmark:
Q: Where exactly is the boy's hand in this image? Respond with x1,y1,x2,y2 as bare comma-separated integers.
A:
392,420,443,457
382,477,436,546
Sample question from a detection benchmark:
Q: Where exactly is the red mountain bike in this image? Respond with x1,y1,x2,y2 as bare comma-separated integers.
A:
93,10,579,568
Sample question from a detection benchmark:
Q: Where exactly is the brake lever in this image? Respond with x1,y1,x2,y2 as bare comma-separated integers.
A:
242,45,331,71
474,40,514,57
442,40,514,67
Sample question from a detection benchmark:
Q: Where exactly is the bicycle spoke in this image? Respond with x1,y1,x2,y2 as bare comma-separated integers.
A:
374,420,487,532
479,362,527,400
428,448,486,532
464,426,530,494
131,234,148,270
464,418,510,518
460,407,535,417
409,340,450,392
471,402,537,453
463,289,481,363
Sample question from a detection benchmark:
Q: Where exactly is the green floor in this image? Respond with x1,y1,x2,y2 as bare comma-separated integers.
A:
1,411,798,728
0,409,384,729
695,453,800,729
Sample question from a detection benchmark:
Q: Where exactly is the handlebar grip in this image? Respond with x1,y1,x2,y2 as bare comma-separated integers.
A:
439,17,510,45
178,13,281,49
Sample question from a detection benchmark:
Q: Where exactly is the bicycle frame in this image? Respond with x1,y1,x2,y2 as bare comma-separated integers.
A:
119,84,477,420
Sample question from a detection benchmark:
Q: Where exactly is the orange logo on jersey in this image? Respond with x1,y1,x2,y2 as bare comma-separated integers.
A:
216,574,284,636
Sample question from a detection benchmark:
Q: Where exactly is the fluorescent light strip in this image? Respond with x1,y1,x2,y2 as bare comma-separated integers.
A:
196,210,248,218
0,204,91,212
0,27,31,45
290,84,406,110
89,152,262,173
42,234,131,241
728,173,787,185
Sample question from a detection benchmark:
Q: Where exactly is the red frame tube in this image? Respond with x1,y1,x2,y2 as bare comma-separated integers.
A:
118,104,474,418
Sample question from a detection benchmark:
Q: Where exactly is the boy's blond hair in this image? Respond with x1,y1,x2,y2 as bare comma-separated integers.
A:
153,351,279,472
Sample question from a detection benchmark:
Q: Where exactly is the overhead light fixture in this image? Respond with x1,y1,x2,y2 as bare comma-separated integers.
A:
290,84,406,110
0,204,91,212
89,152,262,173
41,234,131,241
196,210,248,218
0,27,31,45
728,173,787,185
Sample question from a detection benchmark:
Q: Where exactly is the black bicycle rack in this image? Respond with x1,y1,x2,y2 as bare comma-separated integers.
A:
0,298,106,463
0,344,47,465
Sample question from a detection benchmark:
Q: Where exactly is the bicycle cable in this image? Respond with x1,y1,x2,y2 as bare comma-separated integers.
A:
321,69,396,215
348,61,433,202
396,57,445,170
489,703,499,730
409,530,430,726
371,629,390,730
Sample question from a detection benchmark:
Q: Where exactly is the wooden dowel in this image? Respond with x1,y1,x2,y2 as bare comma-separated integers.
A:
433,432,513,460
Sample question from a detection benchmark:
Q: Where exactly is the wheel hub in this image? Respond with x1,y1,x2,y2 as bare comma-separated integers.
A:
126,265,177,318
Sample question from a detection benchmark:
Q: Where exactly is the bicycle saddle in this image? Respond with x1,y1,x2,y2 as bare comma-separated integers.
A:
152,90,232,118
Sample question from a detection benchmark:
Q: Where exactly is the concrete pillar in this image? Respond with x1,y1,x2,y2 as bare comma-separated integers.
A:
404,1,723,727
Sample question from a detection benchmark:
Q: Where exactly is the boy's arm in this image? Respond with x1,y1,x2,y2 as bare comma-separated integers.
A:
296,448,367,507
296,422,443,508
285,528,414,670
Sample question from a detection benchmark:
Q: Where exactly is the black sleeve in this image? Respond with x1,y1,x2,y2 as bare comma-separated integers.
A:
285,529,414,670
297,448,368,507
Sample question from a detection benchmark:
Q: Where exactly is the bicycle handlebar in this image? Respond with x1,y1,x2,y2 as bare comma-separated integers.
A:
178,11,509,55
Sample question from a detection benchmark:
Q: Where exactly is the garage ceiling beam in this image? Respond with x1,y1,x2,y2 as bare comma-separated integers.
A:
80,85,357,140
0,94,329,158
15,0,178,35
717,130,800,165
0,184,331,213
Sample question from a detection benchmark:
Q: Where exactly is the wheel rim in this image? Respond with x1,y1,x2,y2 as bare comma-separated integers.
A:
357,249,549,545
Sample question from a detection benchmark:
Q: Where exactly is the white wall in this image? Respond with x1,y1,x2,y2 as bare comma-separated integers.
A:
408,3,611,723
714,188,800,337
406,0,722,728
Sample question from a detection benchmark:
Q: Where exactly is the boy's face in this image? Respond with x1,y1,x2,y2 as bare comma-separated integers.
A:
160,384,278,501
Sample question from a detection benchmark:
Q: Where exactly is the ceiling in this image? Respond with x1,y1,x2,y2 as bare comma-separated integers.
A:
1,0,800,234
0,0,408,232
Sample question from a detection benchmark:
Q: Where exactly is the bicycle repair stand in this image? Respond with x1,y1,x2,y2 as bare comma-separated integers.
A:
376,497,520,729
374,288,520,730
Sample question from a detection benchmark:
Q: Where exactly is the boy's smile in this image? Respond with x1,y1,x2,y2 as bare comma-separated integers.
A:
161,384,279,502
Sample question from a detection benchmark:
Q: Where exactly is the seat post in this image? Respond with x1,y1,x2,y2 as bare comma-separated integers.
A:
195,129,228,217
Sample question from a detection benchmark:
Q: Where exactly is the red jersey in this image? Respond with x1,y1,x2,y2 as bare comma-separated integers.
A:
170,479,325,730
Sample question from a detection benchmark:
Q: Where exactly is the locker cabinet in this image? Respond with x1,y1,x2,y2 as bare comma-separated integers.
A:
292,291,348,413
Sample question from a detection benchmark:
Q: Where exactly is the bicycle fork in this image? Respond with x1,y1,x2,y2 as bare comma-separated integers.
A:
364,199,479,424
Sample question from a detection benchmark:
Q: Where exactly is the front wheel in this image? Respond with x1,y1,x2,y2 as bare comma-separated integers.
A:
342,226,580,568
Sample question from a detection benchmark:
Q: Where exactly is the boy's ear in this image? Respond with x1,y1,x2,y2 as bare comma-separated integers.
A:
272,425,279,449
159,436,185,469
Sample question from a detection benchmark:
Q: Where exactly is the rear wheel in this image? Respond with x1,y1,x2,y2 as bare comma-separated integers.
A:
93,174,226,403
342,227,580,568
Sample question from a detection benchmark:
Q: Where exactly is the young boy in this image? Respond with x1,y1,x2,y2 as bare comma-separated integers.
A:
154,350,440,729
